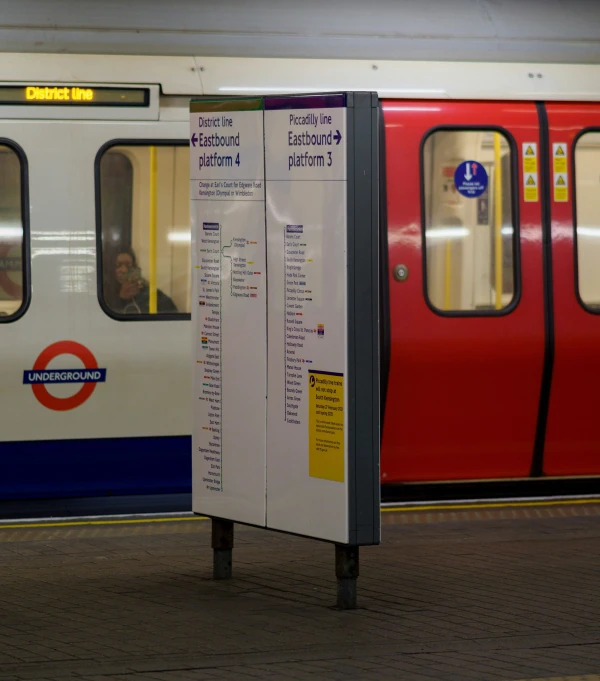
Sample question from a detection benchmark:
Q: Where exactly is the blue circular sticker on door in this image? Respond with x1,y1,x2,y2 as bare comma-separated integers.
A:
454,161,488,198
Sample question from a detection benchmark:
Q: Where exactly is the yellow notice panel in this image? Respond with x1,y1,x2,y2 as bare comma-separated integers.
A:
522,142,538,202
523,143,537,173
553,143,569,202
308,370,345,482
553,143,567,172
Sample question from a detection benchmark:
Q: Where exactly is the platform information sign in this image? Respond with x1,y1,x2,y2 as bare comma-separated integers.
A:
265,95,352,543
190,98,267,527
191,93,380,547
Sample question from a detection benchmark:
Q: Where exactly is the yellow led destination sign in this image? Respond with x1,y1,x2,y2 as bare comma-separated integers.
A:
0,86,149,106
27,87,94,101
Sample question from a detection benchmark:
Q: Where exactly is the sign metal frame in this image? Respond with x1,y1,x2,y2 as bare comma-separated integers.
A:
344,92,380,546
190,91,380,607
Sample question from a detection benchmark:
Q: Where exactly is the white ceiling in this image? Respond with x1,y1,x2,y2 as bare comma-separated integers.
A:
0,0,599,63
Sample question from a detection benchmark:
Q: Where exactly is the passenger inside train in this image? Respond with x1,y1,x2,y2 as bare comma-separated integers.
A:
98,144,191,319
105,246,178,314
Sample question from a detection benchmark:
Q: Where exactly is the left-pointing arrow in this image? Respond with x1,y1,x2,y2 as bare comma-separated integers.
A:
191,133,198,147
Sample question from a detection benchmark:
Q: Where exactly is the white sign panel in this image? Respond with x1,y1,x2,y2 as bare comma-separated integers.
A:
190,100,267,526
264,95,349,543
190,93,380,546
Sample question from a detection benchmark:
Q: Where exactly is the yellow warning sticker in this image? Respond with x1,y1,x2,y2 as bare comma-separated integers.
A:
524,172,538,202
308,370,345,482
554,172,568,202
522,142,538,202
553,143,567,173
522,142,538,174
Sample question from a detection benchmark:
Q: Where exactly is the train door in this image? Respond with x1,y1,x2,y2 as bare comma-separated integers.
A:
543,103,600,475
381,101,546,483
0,86,192,499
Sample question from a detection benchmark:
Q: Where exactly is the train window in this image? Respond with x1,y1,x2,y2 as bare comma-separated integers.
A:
575,131,600,311
0,142,27,321
422,130,516,314
97,142,190,319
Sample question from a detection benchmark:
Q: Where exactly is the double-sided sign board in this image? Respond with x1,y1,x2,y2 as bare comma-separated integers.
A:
190,93,380,546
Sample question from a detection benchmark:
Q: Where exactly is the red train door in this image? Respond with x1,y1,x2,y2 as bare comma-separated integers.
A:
381,101,546,483
543,103,600,475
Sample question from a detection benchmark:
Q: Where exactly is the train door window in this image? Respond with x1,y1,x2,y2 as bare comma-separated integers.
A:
575,131,600,311
422,130,516,314
97,142,190,318
0,142,27,321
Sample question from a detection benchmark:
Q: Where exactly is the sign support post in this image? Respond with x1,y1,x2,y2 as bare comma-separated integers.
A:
211,518,234,580
190,92,380,609
335,544,360,609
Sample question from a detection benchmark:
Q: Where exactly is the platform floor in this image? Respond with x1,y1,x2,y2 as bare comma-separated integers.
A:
1,501,600,681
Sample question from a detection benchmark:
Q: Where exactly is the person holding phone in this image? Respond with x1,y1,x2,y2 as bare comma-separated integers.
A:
107,246,178,314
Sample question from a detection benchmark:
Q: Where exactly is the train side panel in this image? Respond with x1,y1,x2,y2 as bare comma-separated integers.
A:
543,103,600,475
0,114,192,499
381,101,546,482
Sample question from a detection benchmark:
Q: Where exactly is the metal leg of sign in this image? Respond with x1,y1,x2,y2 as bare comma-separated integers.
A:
211,518,234,580
335,544,359,609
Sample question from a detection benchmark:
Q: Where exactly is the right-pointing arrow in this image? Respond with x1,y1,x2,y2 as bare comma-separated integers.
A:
333,130,342,145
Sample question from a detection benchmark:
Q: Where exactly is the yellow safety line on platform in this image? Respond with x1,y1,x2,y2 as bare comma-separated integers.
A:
1,498,599,530
381,498,600,513
514,676,600,681
0,516,208,530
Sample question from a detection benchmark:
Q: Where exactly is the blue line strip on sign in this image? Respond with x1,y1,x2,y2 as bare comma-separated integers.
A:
265,94,347,110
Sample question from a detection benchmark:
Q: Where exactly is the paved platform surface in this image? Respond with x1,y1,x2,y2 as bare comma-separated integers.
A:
1,501,600,680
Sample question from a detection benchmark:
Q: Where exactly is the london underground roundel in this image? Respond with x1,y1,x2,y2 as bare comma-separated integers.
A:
23,341,107,411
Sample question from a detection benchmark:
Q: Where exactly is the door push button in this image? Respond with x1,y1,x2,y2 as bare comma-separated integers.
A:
393,264,409,282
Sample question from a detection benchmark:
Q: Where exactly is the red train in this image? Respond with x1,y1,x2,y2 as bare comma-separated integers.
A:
381,100,600,486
